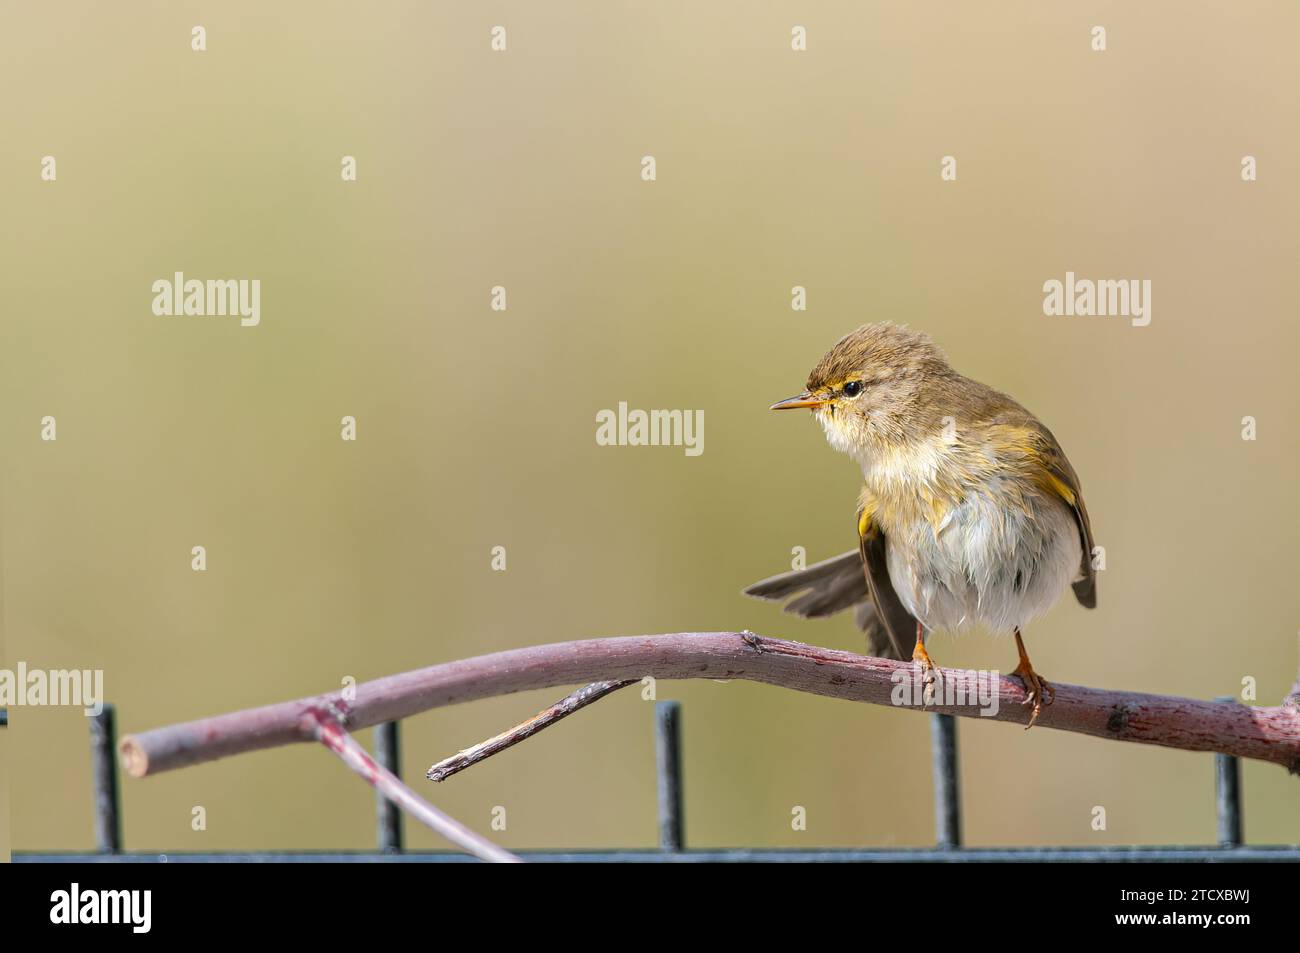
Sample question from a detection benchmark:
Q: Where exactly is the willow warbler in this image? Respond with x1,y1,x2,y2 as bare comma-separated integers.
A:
745,323,1097,727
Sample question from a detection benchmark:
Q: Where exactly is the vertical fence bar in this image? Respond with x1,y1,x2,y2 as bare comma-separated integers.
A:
655,701,684,851
1213,696,1243,848
89,704,122,853
374,721,404,853
929,713,961,849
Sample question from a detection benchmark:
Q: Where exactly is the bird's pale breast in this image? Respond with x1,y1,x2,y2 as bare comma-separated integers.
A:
862,440,1082,634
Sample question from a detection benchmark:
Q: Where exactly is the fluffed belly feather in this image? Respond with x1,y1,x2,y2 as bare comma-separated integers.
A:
881,489,1081,634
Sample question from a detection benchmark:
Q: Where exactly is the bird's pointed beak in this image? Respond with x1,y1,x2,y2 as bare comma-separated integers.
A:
770,392,830,411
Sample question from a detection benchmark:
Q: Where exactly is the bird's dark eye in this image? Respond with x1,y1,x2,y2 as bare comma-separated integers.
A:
842,380,863,397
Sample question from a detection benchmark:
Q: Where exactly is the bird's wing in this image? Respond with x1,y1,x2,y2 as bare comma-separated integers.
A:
976,388,1098,610
1023,419,1098,609
857,501,918,659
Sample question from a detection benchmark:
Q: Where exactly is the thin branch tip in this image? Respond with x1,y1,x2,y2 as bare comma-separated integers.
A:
427,678,636,782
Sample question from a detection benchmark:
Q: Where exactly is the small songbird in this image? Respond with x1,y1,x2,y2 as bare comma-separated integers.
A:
745,323,1096,727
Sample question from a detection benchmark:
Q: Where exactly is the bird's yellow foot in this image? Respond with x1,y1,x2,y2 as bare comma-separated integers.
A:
1009,629,1054,729
912,640,938,707
1009,659,1054,729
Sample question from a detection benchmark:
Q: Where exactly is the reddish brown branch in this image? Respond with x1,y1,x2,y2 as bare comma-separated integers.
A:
310,710,520,863
427,679,636,782
119,632,1300,778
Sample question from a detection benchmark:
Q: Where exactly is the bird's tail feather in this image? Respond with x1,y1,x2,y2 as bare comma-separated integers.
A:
743,551,904,660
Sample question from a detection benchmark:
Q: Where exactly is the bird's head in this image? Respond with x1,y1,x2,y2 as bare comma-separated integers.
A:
770,323,954,458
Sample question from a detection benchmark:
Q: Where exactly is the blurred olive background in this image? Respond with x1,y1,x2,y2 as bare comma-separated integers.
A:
3,2,1298,856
